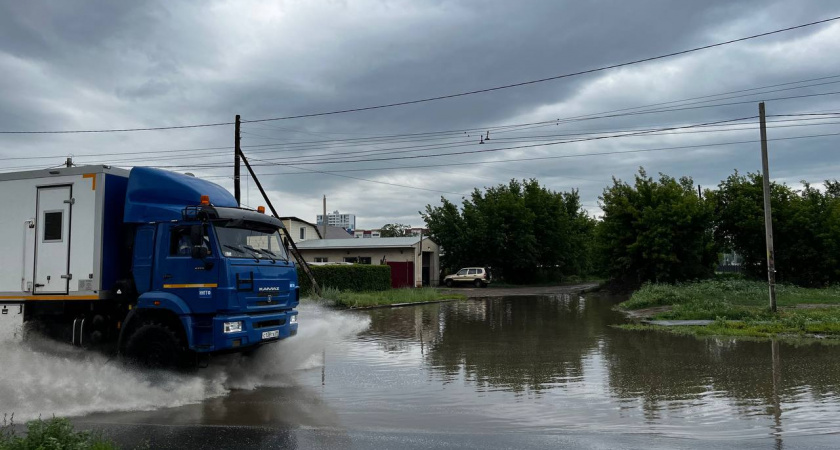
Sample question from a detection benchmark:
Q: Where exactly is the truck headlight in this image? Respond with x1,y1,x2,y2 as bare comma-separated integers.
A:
290,315,297,324
223,321,243,333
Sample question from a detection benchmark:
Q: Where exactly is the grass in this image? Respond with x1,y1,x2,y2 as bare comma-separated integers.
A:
617,279,840,339
613,322,840,344
0,416,130,450
315,287,467,308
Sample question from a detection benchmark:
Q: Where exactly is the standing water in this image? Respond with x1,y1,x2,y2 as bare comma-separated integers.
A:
3,295,840,448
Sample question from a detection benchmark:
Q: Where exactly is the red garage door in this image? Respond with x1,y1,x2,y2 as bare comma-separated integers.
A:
386,262,414,288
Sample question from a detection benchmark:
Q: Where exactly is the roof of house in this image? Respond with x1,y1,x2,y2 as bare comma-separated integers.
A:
280,216,318,227
325,226,354,239
296,236,434,250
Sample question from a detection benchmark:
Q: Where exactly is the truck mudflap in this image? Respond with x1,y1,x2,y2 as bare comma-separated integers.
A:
0,303,24,342
203,310,298,353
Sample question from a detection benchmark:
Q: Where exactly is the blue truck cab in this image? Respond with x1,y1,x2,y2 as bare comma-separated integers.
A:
118,167,299,365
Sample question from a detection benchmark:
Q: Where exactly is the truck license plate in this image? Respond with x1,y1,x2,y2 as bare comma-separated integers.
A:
261,330,280,340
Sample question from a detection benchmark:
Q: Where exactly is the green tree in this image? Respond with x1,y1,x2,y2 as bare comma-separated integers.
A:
423,179,594,283
597,168,716,287
709,171,840,286
379,223,412,237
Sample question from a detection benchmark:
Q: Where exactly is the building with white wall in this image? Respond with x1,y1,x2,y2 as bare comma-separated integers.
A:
316,210,355,231
296,236,440,287
280,216,321,241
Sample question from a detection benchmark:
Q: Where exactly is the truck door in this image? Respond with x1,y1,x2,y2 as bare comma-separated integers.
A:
34,185,72,294
157,224,220,314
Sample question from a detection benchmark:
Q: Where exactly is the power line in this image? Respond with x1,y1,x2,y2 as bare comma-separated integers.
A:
241,16,840,123
242,75,840,143
144,94,840,167
244,86,840,152
253,116,840,164
1,114,836,173
534,75,840,122
242,116,764,166
3,114,821,172
0,121,235,135
201,130,840,177
0,145,234,162
3,75,838,164
146,116,757,170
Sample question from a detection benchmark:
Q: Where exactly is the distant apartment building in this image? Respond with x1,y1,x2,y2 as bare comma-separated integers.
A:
316,210,356,231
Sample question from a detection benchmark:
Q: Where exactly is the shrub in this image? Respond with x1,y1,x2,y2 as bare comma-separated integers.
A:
297,264,391,295
0,416,122,450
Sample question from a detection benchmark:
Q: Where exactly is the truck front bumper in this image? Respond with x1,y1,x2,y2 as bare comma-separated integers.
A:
203,310,298,353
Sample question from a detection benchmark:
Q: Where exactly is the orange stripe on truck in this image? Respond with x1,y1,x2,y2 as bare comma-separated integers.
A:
82,173,96,190
162,283,218,289
0,295,100,301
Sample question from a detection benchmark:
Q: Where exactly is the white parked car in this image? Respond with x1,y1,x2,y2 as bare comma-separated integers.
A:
443,267,492,288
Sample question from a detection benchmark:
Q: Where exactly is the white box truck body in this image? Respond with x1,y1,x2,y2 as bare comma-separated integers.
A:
0,165,299,368
0,165,129,299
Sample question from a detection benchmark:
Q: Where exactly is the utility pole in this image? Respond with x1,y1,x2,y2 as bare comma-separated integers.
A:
237,148,322,296
759,102,777,313
322,195,327,240
234,114,241,206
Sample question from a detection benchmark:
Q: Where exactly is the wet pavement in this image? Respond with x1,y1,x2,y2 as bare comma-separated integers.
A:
7,293,840,448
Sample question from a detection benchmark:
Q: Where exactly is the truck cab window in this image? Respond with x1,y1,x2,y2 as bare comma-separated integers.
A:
215,225,288,260
170,226,211,257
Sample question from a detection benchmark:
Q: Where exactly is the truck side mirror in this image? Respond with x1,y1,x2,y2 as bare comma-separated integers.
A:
191,245,209,259
190,224,203,246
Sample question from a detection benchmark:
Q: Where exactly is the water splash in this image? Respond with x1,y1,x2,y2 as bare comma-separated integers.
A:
0,302,368,421
210,302,370,390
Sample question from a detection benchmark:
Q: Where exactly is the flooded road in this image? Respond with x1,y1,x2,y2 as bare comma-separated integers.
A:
6,293,840,448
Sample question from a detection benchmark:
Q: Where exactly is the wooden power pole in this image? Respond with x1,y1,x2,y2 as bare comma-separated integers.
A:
322,195,327,239
234,114,241,206
236,148,322,297
759,102,777,312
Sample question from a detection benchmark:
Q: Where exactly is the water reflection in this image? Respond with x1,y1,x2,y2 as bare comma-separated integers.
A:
364,294,617,392
347,294,840,439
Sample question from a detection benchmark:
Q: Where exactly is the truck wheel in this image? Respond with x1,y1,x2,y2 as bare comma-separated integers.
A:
124,321,186,369
445,279,453,287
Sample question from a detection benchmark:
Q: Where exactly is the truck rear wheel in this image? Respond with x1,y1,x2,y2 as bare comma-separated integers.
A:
124,321,187,369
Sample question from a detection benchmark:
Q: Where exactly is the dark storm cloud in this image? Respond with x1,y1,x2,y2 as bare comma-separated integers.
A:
1,0,839,227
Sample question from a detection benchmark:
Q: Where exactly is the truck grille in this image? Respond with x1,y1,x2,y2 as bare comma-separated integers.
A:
255,319,284,329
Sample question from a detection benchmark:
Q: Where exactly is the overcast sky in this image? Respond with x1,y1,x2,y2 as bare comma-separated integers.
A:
2,1,839,229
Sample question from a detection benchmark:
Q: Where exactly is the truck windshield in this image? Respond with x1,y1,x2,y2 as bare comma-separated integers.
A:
214,225,288,261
